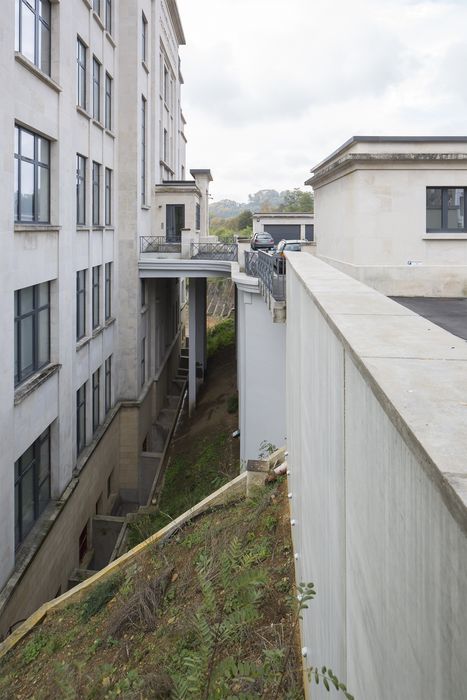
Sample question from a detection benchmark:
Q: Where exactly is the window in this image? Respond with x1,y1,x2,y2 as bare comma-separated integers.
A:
93,0,100,15
77,38,86,109
76,270,86,340
92,265,100,329
92,57,101,121
141,97,147,205
105,355,112,412
105,167,112,225
164,66,169,103
76,154,86,225
426,187,466,232
15,0,51,75
92,368,100,433
14,282,50,386
196,203,201,231
14,427,51,548
105,73,112,130
105,0,111,33
92,161,100,225
163,128,168,163
105,262,112,320
77,382,87,454
142,13,147,63
14,125,50,224
141,337,146,387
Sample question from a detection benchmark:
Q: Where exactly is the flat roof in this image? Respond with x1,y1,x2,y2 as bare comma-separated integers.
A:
391,297,467,342
311,135,467,173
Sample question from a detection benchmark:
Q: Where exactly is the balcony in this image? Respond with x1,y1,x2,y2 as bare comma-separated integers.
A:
245,250,286,301
139,234,239,279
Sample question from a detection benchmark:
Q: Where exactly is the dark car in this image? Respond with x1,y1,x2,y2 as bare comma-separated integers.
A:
273,239,302,273
250,232,275,251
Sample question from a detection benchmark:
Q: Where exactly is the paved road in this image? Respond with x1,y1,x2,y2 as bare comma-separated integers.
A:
391,297,467,341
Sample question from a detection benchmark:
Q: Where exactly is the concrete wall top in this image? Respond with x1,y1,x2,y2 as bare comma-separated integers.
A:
286,253,467,530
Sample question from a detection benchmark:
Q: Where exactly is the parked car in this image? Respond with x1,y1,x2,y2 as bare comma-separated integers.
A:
273,239,302,273
250,232,275,251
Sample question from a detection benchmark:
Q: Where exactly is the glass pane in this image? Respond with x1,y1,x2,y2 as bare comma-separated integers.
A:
39,0,51,23
38,432,50,484
38,477,50,516
37,165,49,222
21,130,35,160
20,314,34,377
38,137,49,165
15,483,20,546
19,445,35,475
21,466,35,537
21,3,36,64
37,307,49,366
39,22,50,75
78,404,86,450
447,188,464,230
77,294,85,338
15,0,20,52
20,160,34,221
20,285,34,313
14,158,19,220
38,281,49,306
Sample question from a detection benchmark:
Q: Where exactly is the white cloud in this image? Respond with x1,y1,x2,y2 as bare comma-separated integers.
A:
177,0,467,201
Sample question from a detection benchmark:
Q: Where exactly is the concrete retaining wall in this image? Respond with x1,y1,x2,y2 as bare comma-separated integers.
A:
286,254,467,700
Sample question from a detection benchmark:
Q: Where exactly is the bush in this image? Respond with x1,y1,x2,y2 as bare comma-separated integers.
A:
79,574,123,622
207,317,235,358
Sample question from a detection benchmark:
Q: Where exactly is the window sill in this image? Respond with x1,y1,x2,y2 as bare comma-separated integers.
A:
15,224,60,233
141,305,148,316
82,0,92,8
76,225,91,231
160,159,175,175
15,53,62,93
105,316,116,328
14,363,60,406
92,325,105,339
105,128,115,139
76,105,91,120
93,11,105,30
76,335,91,351
92,119,104,131
92,225,105,230
141,204,151,210
423,234,467,240
105,31,116,48
142,61,149,74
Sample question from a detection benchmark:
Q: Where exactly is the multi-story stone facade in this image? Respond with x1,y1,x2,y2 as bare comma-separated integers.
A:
0,0,189,636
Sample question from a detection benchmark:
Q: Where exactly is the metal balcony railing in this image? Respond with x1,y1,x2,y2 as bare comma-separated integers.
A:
190,242,238,261
257,250,286,301
244,251,259,277
140,236,181,254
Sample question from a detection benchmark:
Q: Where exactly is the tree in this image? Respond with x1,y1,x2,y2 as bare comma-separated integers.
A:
281,189,314,213
236,209,253,230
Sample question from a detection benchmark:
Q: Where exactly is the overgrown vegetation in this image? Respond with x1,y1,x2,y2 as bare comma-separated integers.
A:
79,574,123,622
206,316,235,358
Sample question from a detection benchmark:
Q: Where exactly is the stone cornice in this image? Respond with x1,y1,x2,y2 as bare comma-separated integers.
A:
166,0,186,45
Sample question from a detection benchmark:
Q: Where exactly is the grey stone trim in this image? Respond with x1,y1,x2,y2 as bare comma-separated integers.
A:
14,364,61,406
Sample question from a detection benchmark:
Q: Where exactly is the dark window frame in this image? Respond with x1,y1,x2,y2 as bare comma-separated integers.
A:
105,72,112,130
141,96,147,205
92,56,101,121
77,382,87,454
142,12,148,63
426,186,467,233
76,154,86,225
14,282,50,386
196,203,201,231
92,161,100,225
14,125,50,224
105,167,112,225
14,427,51,549
105,0,112,33
105,262,112,320
105,355,112,413
76,269,86,340
92,368,100,433
77,37,87,109
92,265,100,329
16,0,51,75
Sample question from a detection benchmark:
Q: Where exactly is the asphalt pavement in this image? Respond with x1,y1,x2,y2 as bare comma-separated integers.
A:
391,297,467,341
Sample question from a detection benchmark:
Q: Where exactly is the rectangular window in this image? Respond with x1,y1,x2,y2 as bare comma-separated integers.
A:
92,368,100,433
105,0,112,33
142,13,147,63
141,97,147,205
105,262,112,320
14,427,51,548
92,265,100,329
77,38,86,109
92,161,100,225
14,282,50,386
92,57,101,121
76,270,86,340
14,125,50,224
93,0,101,15
76,154,86,225
141,337,146,387
77,383,87,454
163,128,168,163
164,66,169,103
196,203,201,231
105,167,112,225
15,0,51,75
105,72,112,130
105,355,112,413
426,187,466,232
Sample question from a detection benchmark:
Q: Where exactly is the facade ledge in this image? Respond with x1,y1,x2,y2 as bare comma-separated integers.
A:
105,128,115,139
141,204,151,211
15,53,62,93
14,364,60,406
231,270,260,295
92,119,104,131
160,159,175,175
92,11,105,30
105,31,116,48
423,234,467,240
14,224,60,234
141,305,148,316
142,61,149,74
76,105,91,120
92,225,105,231
76,225,91,231
91,325,104,339
76,335,91,351
82,0,92,8
104,316,116,328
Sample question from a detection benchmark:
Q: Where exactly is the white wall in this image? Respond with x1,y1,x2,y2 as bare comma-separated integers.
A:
286,254,467,699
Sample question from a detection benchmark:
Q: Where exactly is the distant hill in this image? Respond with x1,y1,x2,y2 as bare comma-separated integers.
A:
210,189,313,219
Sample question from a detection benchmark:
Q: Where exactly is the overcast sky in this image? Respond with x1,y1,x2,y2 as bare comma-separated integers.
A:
177,0,467,202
